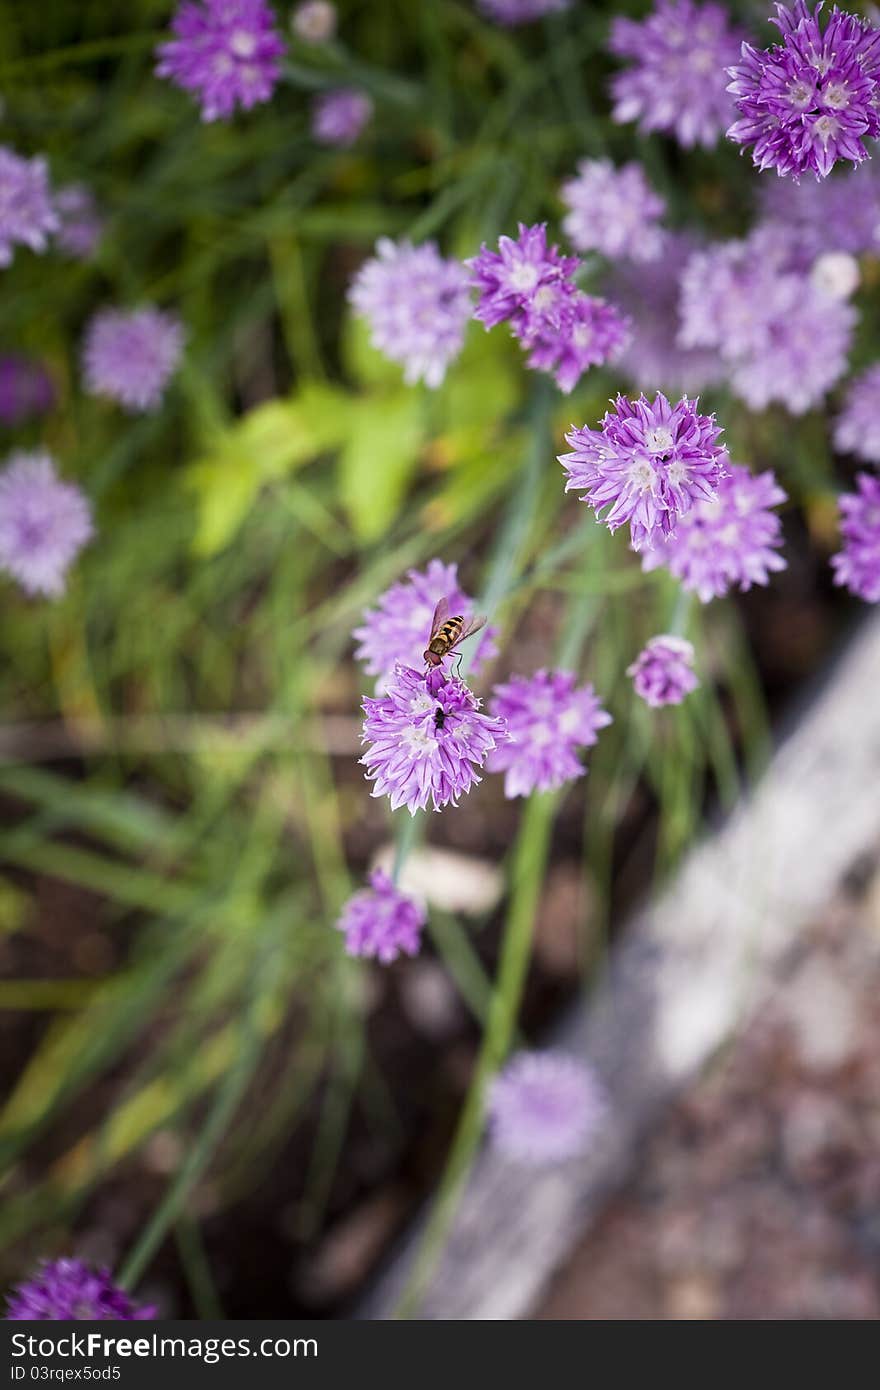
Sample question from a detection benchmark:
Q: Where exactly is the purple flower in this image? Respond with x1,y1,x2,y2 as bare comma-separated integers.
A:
335,868,425,963
609,0,745,148
82,307,184,413
627,634,699,707
519,284,631,394
0,355,55,426
155,0,285,123
561,158,666,263
291,1,336,43
727,0,880,179
360,664,507,815
311,87,373,146
0,147,58,268
348,238,472,388
560,392,729,552
467,223,578,332
4,1258,155,1320
642,464,787,602
476,0,570,23
758,163,880,265
53,184,103,260
603,234,726,396
487,669,612,798
0,452,93,598
487,1050,607,1165
831,472,880,601
834,365,880,464
353,558,497,692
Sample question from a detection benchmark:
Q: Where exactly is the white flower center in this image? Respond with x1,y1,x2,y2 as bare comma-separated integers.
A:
229,28,258,59
814,114,840,143
628,457,659,493
787,80,814,110
823,82,850,110
645,425,674,453
509,261,541,293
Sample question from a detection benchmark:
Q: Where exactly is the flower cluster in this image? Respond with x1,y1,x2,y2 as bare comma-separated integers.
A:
353,559,496,691
831,472,880,602
834,365,880,465
0,453,93,599
678,227,856,414
82,307,185,413
560,392,729,551
468,224,629,393
53,184,103,261
642,464,788,602
628,635,699,707
4,1259,155,1320
487,669,612,798
609,0,744,148
561,159,666,263
487,1051,607,1165
311,88,373,145
155,0,285,122
348,238,472,388
0,146,58,268
335,868,425,963
727,0,880,179
0,354,55,426
758,164,880,266
477,0,570,24
360,664,507,815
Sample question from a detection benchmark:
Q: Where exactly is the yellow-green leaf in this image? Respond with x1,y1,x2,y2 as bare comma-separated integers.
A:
338,392,424,543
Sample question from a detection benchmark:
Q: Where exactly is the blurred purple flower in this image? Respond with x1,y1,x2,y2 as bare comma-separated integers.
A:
353,559,497,692
82,307,184,413
291,0,336,42
5,1258,155,1320
628,634,699,707
0,147,58,268
487,669,612,798
0,355,55,426
335,868,425,963
834,365,880,464
603,234,726,395
727,0,880,179
361,664,507,815
642,464,787,602
467,223,578,331
609,0,745,148
487,1050,607,1165
520,284,631,394
831,472,880,601
476,0,570,24
560,392,729,552
561,158,666,263
758,164,880,265
348,238,472,388
54,184,103,260
311,87,372,145
155,0,284,122
0,452,93,598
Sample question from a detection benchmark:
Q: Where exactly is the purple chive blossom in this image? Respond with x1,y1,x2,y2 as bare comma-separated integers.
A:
0,355,55,426
476,0,570,24
642,464,787,602
361,664,507,815
560,392,729,552
348,238,472,389
4,1258,155,1321
353,559,497,692
291,1,337,43
486,670,612,799
0,452,93,599
560,158,666,263
336,868,425,963
155,0,284,123
0,147,58,268
82,307,184,413
678,230,855,414
834,365,880,464
53,184,103,260
603,234,726,396
487,1051,607,1165
628,634,699,707
311,87,373,146
727,0,880,179
758,164,880,265
831,472,880,601
609,0,745,149
467,223,578,331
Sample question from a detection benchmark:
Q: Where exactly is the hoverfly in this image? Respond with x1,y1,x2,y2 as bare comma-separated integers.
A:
423,596,486,670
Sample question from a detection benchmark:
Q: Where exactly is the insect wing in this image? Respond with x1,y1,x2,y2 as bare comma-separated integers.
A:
428,595,449,643
456,613,487,646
